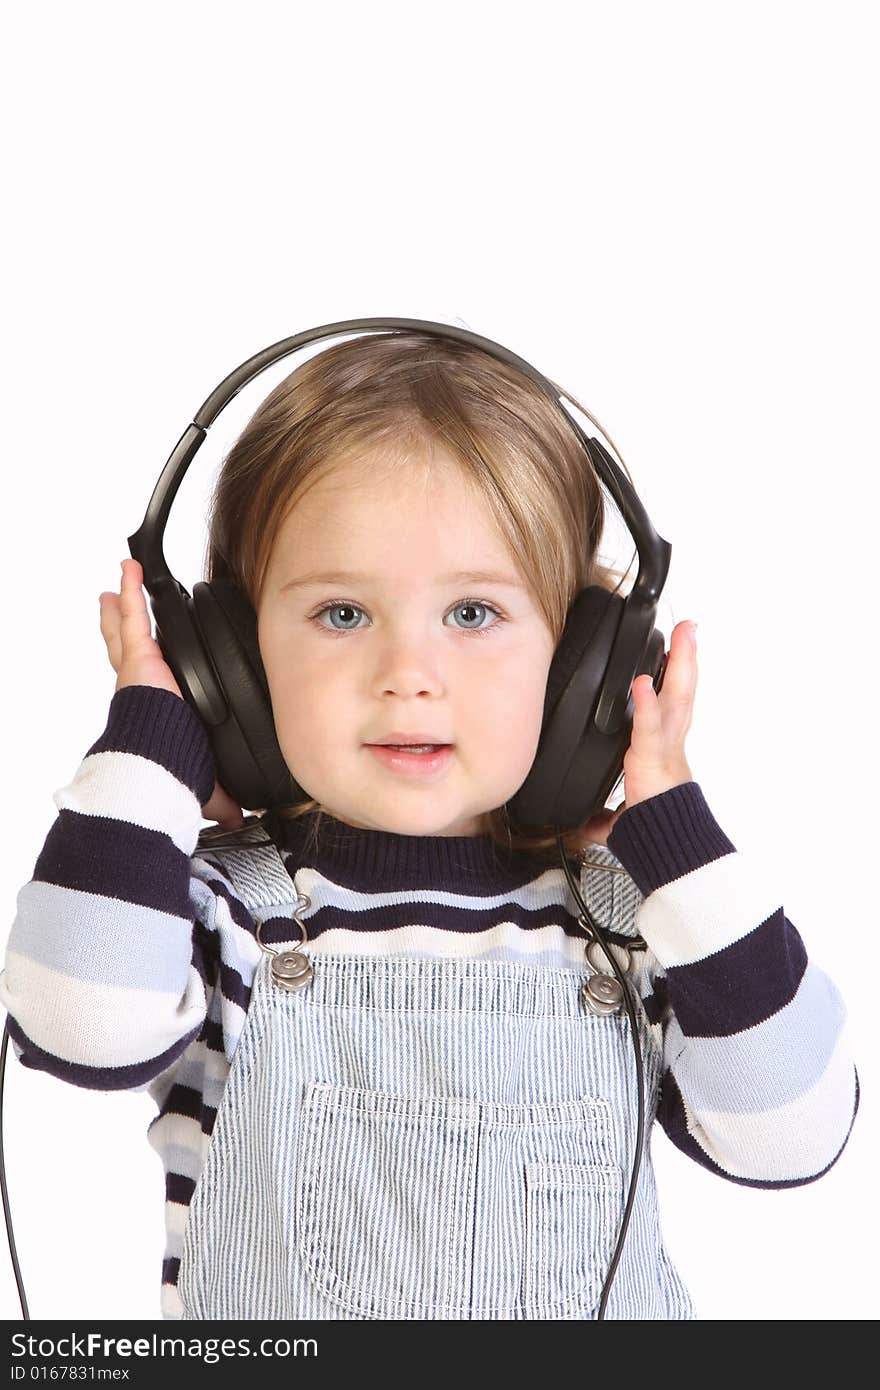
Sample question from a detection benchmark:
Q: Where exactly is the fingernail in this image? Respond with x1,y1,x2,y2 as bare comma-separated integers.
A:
689,622,698,642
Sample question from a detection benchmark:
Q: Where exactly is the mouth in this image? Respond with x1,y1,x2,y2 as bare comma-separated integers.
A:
365,743,455,775
368,743,452,753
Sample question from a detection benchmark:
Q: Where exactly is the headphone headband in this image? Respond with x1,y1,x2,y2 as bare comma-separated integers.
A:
127,317,670,740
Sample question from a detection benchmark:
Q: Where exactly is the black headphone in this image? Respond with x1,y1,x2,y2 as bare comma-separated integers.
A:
2,317,673,1321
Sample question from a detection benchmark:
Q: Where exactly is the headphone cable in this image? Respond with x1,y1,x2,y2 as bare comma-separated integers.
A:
556,832,646,1321
1,1020,30,1319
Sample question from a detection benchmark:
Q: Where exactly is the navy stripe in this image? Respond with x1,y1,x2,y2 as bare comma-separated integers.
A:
203,1014,224,1054
166,1173,196,1205
35,811,195,919
159,1081,202,1124
217,958,253,1014
86,684,215,805
191,923,218,990
664,911,809,1037
607,781,737,895
641,978,670,1028
154,1083,217,1139
255,898,644,947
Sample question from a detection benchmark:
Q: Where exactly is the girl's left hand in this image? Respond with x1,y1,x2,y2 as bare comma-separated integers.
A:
575,620,698,847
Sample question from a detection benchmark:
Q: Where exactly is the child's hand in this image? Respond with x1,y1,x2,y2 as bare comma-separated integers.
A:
201,780,245,832
575,620,698,847
99,559,244,832
99,559,184,699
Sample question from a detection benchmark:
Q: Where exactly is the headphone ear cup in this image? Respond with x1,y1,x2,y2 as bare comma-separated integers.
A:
190,579,304,811
506,586,633,834
194,578,271,700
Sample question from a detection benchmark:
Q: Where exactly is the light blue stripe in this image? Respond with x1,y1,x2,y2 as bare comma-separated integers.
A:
663,960,847,1112
9,879,197,992
162,1142,207,1185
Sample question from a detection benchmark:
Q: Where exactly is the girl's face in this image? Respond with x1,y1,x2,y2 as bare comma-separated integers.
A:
256,452,557,836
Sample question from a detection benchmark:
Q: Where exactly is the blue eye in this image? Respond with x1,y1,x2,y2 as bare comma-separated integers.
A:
307,598,507,639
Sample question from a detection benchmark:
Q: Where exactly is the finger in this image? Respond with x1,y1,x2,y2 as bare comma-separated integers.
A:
99,591,123,672
652,622,697,723
202,780,244,829
119,558,156,660
674,617,698,674
630,672,663,742
666,621,698,687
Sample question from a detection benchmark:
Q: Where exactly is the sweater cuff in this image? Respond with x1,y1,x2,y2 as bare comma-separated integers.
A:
86,685,216,807
605,781,736,897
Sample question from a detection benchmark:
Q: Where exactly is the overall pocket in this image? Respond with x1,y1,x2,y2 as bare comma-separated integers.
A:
523,1160,624,1318
295,1079,480,1319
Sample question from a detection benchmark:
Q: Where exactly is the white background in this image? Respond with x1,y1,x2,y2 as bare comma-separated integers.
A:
1,0,876,1323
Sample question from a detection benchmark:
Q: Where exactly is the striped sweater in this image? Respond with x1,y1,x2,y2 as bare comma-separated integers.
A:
0,685,860,1320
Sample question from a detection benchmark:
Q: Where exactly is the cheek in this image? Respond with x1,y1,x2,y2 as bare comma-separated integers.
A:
271,671,326,727
265,665,351,760
464,679,545,755
501,666,552,746
259,656,311,741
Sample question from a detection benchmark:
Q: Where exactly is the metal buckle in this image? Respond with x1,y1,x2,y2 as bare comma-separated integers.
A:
580,935,628,1015
255,891,313,992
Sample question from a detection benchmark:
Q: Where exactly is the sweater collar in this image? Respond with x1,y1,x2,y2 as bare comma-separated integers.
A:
260,806,552,892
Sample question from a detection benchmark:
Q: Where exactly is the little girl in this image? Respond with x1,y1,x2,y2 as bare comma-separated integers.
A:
0,331,859,1320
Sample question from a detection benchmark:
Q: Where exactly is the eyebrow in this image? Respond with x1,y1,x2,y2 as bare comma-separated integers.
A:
279,568,526,593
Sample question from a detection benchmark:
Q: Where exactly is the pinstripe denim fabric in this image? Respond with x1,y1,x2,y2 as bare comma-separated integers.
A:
177,938,696,1320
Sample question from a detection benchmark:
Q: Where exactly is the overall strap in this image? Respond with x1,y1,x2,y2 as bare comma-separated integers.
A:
194,820,301,916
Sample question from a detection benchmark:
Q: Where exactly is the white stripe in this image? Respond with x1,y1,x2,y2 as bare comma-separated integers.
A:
165,1199,191,1241
161,1280,185,1320
632,848,782,967
0,952,206,1068
53,749,203,854
295,920,636,977
670,1025,857,1180
147,1112,208,1175
294,861,621,919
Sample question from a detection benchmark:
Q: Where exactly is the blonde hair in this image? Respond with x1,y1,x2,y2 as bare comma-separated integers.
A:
203,331,637,865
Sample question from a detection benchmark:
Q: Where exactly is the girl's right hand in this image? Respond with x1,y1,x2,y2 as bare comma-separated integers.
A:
99,558,182,698
99,559,244,831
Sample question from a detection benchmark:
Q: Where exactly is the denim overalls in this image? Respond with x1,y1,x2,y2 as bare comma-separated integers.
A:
177,834,697,1320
